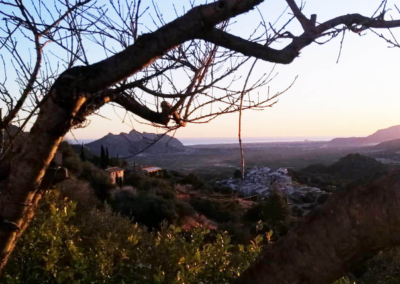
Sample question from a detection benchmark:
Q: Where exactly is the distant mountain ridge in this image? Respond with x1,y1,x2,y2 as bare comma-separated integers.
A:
372,138,400,151
328,125,400,147
85,130,186,157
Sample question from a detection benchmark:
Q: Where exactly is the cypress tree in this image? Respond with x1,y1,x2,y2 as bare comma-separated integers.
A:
105,147,110,168
100,145,105,169
80,144,86,161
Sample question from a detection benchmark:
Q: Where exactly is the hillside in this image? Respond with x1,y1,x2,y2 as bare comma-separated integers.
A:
85,130,186,157
328,125,400,147
372,138,400,151
291,153,389,190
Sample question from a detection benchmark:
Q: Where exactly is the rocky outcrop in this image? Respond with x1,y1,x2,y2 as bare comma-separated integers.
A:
85,130,186,157
218,167,329,216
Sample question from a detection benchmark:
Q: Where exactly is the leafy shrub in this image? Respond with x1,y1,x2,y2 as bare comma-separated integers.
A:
190,199,239,223
333,277,354,284
3,190,264,284
111,193,179,229
79,161,114,200
140,177,172,191
58,179,101,212
243,189,291,238
233,169,242,179
354,247,400,284
60,142,114,200
124,171,145,187
244,189,291,226
179,173,205,190
63,156,83,176
212,184,234,194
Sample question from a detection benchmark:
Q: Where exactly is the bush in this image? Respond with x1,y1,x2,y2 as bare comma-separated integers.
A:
60,142,115,200
213,185,234,194
244,189,291,226
190,199,239,223
124,171,145,187
3,190,264,284
79,161,114,200
111,193,179,229
58,179,101,212
233,169,242,179
63,155,83,175
353,247,400,284
179,173,205,190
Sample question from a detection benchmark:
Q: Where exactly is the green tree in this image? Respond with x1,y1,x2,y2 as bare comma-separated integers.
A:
80,144,86,162
100,145,106,169
2,1,400,282
234,169,242,179
2,190,263,284
105,147,110,168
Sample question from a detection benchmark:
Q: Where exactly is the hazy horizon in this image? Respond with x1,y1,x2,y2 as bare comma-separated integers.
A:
68,135,343,146
65,123,400,145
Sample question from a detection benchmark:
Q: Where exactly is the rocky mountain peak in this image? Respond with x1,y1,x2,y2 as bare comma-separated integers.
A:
85,130,186,157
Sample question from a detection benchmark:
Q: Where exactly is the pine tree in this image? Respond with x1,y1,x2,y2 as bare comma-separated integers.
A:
100,145,105,169
80,144,86,161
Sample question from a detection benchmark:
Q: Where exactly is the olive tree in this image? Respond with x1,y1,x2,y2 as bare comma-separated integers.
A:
1,0,400,283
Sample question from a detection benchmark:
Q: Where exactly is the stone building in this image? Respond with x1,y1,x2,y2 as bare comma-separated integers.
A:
105,167,124,186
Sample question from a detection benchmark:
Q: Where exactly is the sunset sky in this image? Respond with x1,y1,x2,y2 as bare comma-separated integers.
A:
3,0,400,140
69,0,400,140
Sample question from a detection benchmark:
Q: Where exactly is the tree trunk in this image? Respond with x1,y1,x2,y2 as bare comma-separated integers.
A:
0,91,86,271
1,0,400,279
235,172,400,284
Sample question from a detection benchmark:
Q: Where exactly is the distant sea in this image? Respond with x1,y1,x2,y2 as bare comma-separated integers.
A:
179,136,336,146
69,136,336,146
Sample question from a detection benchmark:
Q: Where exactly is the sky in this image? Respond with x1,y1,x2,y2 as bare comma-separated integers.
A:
2,0,400,140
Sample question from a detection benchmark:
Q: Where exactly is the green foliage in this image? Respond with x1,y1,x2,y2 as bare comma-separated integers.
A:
105,147,109,168
3,191,263,284
179,173,205,190
80,144,86,161
79,161,114,200
233,169,242,179
190,199,239,223
108,157,127,168
353,247,400,284
243,189,291,238
244,189,291,226
59,142,114,200
116,173,197,228
333,277,354,284
124,171,144,187
100,145,106,169
63,154,83,176
111,192,179,229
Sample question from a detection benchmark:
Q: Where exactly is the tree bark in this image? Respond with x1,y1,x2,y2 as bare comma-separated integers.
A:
2,0,400,279
0,0,267,270
235,172,400,284
0,89,86,271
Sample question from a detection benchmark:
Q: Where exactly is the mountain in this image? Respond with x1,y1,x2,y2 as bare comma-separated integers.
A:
85,130,186,157
291,154,389,190
372,138,400,151
325,153,388,179
328,125,400,147
366,125,400,143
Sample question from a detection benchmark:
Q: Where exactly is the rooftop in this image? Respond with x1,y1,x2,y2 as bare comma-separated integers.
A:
105,167,125,173
142,166,162,173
